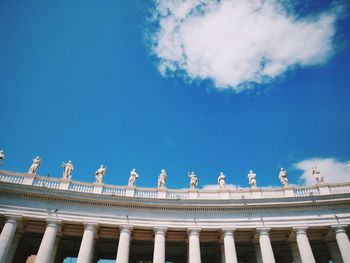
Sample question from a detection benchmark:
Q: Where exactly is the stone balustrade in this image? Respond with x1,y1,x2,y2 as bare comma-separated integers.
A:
1,169,350,263
1,169,349,201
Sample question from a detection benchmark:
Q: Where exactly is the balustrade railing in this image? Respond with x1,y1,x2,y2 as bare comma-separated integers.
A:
33,177,61,189
102,184,127,196
134,188,158,199
1,170,349,201
0,172,24,184
69,182,94,193
329,184,350,194
166,190,189,200
261,189,285,198
293,187,320,197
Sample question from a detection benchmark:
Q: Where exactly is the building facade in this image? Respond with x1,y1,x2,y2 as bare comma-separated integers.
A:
0,169,350,263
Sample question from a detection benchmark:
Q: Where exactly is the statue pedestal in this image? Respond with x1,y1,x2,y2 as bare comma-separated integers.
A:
125,187,135,197
251,188,262,198
318,184,330,195
93,183,104,194
59,178,72,190
22,174,35,185
283,187,294,197
188,189,198,199
157,187,167,199
219,189,230,199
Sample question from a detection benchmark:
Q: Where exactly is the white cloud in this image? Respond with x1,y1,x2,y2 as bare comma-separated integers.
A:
294,158,350,186
149,0,340,90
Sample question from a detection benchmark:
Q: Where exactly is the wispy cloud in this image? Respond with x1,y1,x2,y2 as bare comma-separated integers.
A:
148,0,341,90
294,158,349,186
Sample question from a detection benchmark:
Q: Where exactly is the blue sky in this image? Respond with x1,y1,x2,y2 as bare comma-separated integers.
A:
1,0,350,190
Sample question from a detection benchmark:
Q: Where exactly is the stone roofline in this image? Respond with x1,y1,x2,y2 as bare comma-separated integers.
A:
1,169,350,201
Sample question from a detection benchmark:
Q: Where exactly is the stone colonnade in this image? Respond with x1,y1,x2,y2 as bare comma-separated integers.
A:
1,216,350,263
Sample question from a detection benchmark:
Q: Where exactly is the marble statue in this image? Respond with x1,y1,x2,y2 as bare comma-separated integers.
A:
312,166,324,185
28,156,41,175
128,168,139,187
0,150,4,166
218,172,226,189
188,171,198,189
95,164,107,184
248,170,257,188
279,168,288,187
62,160,74,179
158,169,167,188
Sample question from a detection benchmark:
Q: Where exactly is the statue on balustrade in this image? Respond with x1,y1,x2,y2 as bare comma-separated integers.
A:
28,156,41,175
128,168,139,187
0,150,4,166
188,171,198,189
312,166,324,185
218,172,226,189
61,160,74,179
279,168,288,187
158,169,167,188
95,164,107,183
248,170,257,188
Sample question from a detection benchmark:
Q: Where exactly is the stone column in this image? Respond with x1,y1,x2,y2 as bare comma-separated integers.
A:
0,216,21,263
288,242,302,263
188,228,201,263
256,228,275,263
153,227,167,263
77,223,98,263
222,228,238,263
35,219,61,263
332,225,350,263
293,227,316,263
49,237,60,263
5,233,22,263
116,225,133,263
327,241,342,263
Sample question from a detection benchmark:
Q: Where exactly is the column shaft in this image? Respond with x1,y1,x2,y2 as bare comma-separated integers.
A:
5,233,22,263
116,226,132,263
332,225,350,263
77,223,97,263
153,227,167,263
294,227,316,263
257,228,275,263
48,237,60,263
0,216,20,263
188,228,201,263
222,229,238,263
35,220,60,263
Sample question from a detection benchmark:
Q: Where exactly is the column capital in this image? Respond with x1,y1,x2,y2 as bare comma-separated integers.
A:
256,227,271,235
119,225,133,234
187,227,201,236
222,228,236,237
5,215,22,224
154,227,167,235
331,224,348,234
46,219,61,228
293,226,309,235
84,222,98,233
